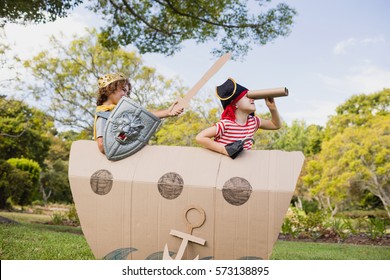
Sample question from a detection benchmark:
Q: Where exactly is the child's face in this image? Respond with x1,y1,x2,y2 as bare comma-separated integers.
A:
108,84,130,105
236,95,256,113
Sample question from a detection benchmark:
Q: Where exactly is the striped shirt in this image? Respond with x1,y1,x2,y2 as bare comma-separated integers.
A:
214,115,261,150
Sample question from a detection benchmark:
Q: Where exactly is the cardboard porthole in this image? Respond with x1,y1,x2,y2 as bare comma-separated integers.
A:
90,169,113,195
157,172,184,200
222,177,252,206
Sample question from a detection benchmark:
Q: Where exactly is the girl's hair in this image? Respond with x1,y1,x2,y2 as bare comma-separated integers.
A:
96,79,132,105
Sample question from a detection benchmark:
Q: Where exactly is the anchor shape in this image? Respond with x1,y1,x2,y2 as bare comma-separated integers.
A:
163,205,206,260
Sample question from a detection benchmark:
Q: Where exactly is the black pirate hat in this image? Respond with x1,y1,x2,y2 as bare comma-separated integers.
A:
216,78,248,109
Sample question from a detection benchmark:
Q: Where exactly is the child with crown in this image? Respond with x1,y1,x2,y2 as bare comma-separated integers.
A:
94,73,183,154
196,78,282,159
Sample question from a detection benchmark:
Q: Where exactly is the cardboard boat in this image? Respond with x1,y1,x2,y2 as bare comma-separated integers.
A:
68,140,304,260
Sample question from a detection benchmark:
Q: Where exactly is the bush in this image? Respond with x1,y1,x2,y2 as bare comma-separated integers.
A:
282,207,390,242
304,211,328,240
366,217,388,240
51,211,67,225
0,160,33,209
50,204,80,226
6,158,42,204
328,218,350,241
281,208,329,239
67,204,80,226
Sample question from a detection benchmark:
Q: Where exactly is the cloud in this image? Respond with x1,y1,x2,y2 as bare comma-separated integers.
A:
333,38,358,55
333,36,386,55
3,6,103,60
317,65,390,95
282,100,337,126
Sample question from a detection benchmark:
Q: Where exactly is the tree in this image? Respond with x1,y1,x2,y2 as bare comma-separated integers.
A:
0,30,15,88
303,116,390,218
302,90,390,216
91,0,297,58
40,159,72,204
304,124,324,156
0,160,33,209
0,30,8,70
153,110,213,146
325,89,390,138
0,0,82,26
251,118,324,157
22,28,186,136
266,119,308,152
7,158,42,205
0,96,53,166
39,130,83,204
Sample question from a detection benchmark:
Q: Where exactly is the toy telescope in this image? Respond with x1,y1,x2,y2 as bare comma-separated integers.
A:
246,87,289,99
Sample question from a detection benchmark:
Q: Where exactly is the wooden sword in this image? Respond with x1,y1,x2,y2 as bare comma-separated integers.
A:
170,52,232,112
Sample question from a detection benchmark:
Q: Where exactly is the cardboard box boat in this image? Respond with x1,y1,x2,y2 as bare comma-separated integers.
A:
68,140,304,260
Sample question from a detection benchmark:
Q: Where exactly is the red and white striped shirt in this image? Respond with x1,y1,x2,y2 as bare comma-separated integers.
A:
214,115,261,150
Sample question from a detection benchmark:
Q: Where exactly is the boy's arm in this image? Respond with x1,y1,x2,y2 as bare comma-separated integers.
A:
260,97,282,130
152,101,184,119
196,126,229,156
97,137,105,154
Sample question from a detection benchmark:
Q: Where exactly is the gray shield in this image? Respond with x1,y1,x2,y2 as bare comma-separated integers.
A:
103,97,161,161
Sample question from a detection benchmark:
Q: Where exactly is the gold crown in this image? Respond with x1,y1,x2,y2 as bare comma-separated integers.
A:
98,72,127,89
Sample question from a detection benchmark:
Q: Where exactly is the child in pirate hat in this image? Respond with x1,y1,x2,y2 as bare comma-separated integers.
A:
94,72,183,154
196,77,282,159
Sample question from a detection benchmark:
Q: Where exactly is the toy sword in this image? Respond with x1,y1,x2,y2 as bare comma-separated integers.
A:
171,52,232,112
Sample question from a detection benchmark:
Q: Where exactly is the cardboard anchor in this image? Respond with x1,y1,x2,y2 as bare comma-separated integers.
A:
163,205,207,260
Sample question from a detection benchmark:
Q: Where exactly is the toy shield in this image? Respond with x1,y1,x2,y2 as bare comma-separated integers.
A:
103,97,161,161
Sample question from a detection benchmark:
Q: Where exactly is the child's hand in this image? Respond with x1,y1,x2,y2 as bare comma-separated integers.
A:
167,101,184,117
265,97,277,110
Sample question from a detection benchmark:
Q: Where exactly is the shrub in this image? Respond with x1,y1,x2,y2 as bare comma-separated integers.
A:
0,160,33,209
328,218,350,241
51,211,67,225
366,217,387,240
50,204,80,226
67,204,80,226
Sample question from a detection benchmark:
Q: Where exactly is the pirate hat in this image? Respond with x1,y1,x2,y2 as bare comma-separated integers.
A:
216,78,248,109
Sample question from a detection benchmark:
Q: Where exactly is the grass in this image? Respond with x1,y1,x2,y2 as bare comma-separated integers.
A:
0,211,94,260
271,241,390,260
1,211,390,260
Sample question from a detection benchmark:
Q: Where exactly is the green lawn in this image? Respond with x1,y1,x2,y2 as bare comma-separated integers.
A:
271,240,390,260
1,212,390,260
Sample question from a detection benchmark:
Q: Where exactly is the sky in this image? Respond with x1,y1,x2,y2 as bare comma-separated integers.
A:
2,0,390,127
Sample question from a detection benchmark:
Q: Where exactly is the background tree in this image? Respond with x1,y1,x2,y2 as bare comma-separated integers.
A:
0,0,82,26
21,28,186,136
251,118,324,157
303,90,390,217
0,30,16,89
90,0,297,58
0,30,8,70
39,130,83,204
2,1,296,58
0,160,32,209
265,119,308,152
0,96,53,166
7,158,42,205
304,124,324,156
152,106,218,146
325,89,390,138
